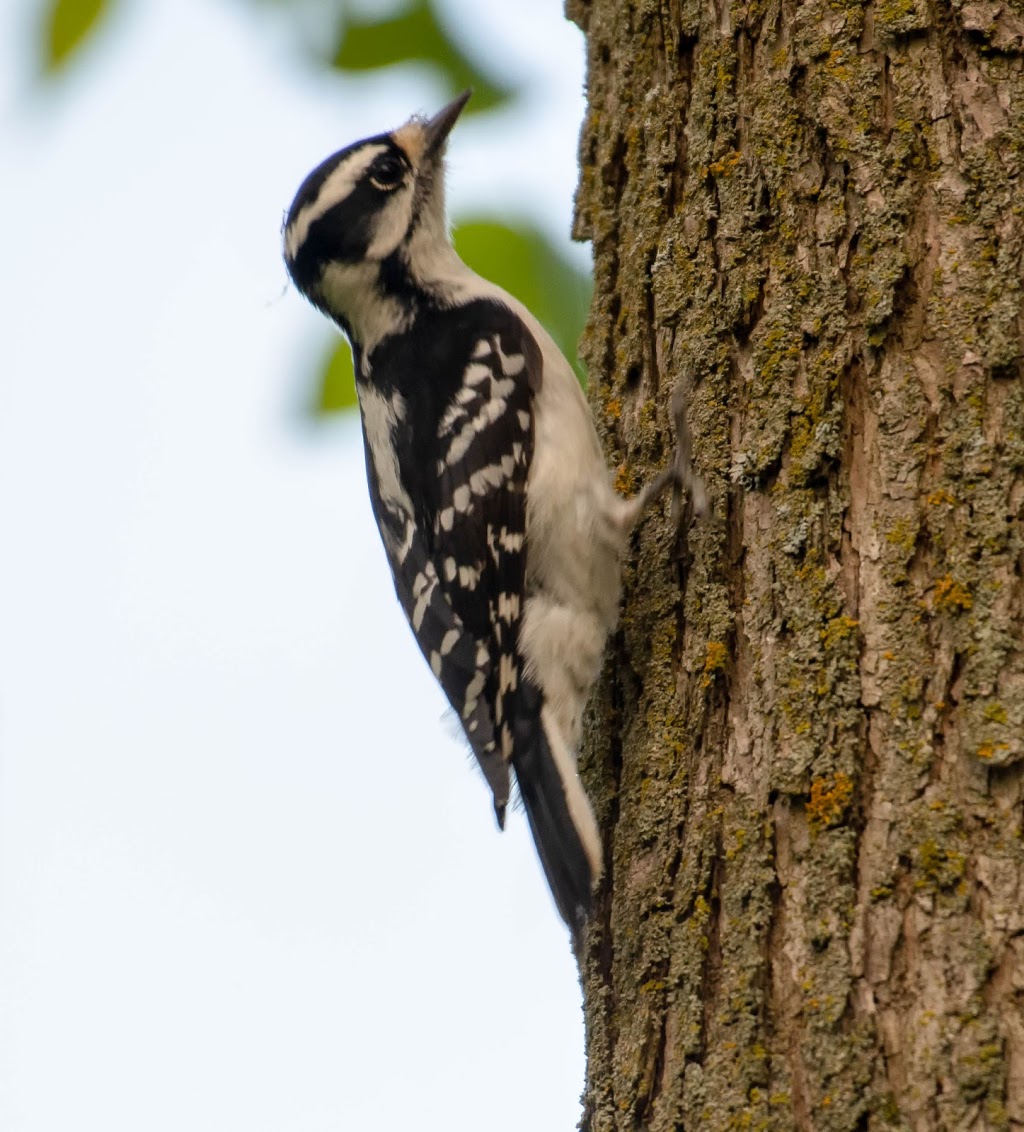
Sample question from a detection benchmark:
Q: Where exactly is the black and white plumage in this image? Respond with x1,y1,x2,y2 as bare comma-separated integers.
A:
282,92,696,935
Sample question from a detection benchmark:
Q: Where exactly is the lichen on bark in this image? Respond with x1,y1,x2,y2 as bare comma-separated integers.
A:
566,0,1024,1127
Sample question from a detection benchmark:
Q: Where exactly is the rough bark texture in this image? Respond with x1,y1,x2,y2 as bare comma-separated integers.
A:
565,0,1024,1128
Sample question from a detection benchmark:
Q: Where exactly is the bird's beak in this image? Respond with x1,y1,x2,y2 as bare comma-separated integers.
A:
423,90,472,157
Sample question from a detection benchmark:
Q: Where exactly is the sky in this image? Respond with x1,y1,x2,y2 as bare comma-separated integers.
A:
0,2,591,1128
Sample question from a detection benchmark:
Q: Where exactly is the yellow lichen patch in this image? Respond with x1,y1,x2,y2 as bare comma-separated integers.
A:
820,615,859,649
701,640,729,687
725,825,747,860
932,574,973,612
982,702,1007,724
885,517,918,555
806,772,854,835
614,463,634,495
915,838,966,889
706,149,743,177
927,488,955,507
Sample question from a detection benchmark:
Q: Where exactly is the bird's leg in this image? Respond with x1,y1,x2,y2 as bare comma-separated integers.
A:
619,383,708,530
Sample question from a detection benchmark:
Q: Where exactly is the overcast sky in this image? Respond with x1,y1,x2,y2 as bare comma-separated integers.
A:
0,2,592,1128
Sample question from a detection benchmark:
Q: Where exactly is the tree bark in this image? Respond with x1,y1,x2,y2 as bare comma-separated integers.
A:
566,0,1024,1127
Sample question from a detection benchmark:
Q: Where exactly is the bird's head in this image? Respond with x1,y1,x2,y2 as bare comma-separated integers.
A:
282,91,471,346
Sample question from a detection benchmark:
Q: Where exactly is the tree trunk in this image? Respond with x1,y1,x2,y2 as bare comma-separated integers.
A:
566,0,1024,1127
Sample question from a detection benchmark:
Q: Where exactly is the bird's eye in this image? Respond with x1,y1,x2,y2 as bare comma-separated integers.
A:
369,155,405,191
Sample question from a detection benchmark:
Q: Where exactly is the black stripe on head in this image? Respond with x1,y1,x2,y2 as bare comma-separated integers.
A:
283,136,412,299
285,135,391,230
376,248,423,308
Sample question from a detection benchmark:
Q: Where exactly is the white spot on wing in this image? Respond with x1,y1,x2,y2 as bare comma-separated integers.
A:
469,464,508,495
462,665,486,720
497,593,521,622
498,528,524,552
466,362,495,388
444,391,515,466
412,577,437,632
498,653,518,693
495,345,525,376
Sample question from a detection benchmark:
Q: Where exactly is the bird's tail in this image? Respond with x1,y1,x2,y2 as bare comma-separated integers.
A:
511,703,603,937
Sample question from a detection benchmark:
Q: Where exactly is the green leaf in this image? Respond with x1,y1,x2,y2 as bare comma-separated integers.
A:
333,0,514,114
42,0,109,71
453,219,592,379
314,339,359,414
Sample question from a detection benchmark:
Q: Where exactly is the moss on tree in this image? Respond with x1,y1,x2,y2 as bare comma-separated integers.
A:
567,0,1024,1127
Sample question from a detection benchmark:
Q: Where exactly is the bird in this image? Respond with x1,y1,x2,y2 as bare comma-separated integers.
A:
282,90,701,936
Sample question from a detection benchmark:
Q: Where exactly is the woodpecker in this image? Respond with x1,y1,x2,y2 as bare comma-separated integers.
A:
282,91,701,936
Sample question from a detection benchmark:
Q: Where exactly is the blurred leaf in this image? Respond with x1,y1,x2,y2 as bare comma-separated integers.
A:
333,0,514,114
43,0,109,71
453,219,592,380
314,339,359,414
